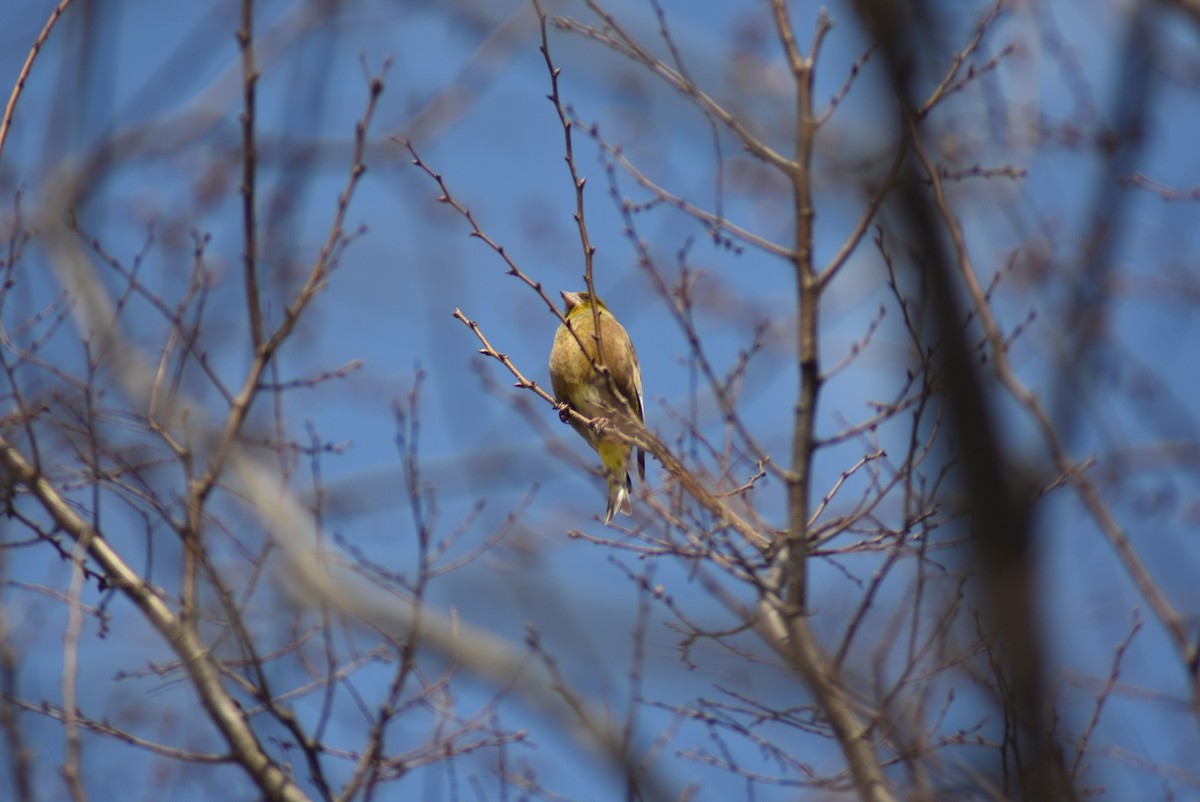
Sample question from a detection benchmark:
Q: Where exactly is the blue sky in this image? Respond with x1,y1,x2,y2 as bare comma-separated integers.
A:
2,0,1199,800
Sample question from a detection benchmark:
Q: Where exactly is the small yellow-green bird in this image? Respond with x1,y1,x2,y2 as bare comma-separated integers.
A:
548,290,646,523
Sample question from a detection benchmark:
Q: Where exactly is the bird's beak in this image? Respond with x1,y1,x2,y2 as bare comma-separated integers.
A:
560,290,581,311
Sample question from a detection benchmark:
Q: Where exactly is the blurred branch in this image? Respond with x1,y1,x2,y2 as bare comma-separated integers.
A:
909,78,1200,722
1121,171,1200,201
849,0,1072,795
0,559,35,802
1168,0,1200,27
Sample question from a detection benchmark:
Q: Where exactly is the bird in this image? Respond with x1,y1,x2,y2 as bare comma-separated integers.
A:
548,289,646,523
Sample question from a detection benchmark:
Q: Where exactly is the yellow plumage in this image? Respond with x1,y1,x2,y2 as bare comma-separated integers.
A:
548,290,646,523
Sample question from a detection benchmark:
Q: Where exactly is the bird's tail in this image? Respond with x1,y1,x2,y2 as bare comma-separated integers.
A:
598,439,634,524
604,474,633,524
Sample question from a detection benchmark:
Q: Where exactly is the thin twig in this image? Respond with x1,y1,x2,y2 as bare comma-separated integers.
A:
0,0,75,171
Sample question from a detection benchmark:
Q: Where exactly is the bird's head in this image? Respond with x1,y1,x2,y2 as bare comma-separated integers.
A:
561,290,609,318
